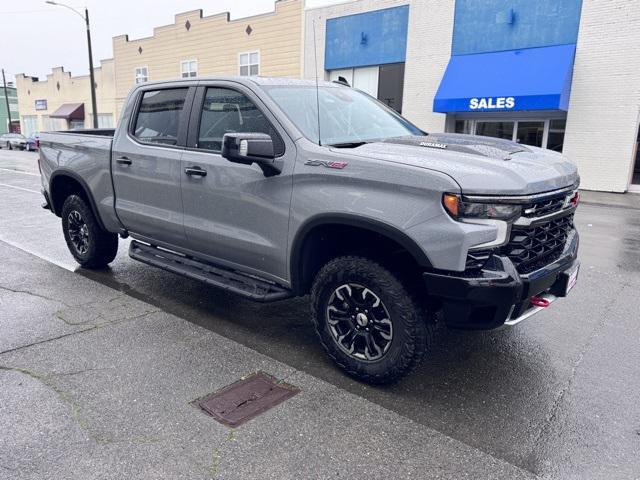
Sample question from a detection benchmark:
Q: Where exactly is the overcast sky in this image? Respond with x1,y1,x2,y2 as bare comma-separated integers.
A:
1,0,341,83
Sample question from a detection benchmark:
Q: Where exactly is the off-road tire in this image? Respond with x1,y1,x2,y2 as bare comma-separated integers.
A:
61,195,118,268
311,255,433,384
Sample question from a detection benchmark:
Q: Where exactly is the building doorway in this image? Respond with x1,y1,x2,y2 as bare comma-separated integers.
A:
328,63,406,114
630,128,640,192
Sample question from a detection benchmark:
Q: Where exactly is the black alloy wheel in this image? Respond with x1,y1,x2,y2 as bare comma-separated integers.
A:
67,210,90,255
326,283,393,361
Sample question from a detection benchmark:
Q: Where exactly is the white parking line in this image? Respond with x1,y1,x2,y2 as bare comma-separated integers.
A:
0,168,40,177
0,183,40,194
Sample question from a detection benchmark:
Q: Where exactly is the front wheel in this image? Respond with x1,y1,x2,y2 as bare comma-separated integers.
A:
61,194,118,268
311,256,432,384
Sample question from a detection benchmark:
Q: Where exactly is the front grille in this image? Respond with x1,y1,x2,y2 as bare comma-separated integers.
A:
501,213,574,274
521,194,567,218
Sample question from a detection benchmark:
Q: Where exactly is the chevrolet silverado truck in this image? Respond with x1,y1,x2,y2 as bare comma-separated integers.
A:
38,77,580,383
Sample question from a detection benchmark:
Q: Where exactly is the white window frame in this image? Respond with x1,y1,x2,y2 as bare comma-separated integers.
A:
239,51,260,77
134,66,148,84
180,59,198,78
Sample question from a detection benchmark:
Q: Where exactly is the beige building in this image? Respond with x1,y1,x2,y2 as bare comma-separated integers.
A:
16,0,304,134
113,0,303,118
15,60,116,136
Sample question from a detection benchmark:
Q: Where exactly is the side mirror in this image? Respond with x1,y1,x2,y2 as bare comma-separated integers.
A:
221,133,282,177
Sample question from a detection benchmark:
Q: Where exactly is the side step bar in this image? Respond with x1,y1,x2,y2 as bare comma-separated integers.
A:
129,240,292,302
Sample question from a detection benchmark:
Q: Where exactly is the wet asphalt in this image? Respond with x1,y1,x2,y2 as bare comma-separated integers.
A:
1,149,639,478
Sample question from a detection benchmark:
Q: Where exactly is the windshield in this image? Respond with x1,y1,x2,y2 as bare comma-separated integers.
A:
264,85,423,146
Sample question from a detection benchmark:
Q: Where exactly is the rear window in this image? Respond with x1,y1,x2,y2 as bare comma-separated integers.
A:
132,88,188,145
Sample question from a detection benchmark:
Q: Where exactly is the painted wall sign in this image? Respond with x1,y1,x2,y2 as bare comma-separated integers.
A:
469,97,515,110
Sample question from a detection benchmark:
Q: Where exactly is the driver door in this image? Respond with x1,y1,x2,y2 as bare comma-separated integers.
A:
180,83,294,282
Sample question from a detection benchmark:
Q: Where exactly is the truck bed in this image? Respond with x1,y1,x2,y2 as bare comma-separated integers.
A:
38,128,121,232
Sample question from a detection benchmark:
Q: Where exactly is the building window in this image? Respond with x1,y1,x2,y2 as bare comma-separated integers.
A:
135,67,148,84
22,116,38,136
449,117,567,152
70,120,85,130
90,113,114,128
547,119,566,152
181,60,197,78
239,51,259,76
475,121,515,141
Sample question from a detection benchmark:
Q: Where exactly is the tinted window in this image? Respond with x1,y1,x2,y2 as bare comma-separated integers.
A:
133,88,188,145
197,88,273,151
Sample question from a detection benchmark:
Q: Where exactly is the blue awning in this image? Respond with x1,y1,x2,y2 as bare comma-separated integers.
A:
433,44,576,113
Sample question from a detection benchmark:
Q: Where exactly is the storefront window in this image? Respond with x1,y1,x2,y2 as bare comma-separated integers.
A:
516,121,544,147
475,121,514,140
547,119,566,152
454,120,472,134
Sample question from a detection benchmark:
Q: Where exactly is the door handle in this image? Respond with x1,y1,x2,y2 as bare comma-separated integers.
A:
185,166,207,177
116,156,132,165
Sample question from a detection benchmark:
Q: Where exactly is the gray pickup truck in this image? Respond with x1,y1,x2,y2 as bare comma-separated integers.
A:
38,77,580,383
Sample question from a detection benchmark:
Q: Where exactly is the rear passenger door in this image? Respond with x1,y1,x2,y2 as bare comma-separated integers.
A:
180,82,294,282
112,86,194,246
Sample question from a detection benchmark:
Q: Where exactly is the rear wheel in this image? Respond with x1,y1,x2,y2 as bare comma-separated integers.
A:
311,256,432,384
61,195,118,268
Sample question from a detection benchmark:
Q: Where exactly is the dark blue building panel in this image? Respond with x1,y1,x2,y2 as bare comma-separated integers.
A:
452,0,583,55
324,5,409,70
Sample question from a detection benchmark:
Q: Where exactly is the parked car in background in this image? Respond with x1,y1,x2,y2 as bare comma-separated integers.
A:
0,133,27,150
25,132,40,151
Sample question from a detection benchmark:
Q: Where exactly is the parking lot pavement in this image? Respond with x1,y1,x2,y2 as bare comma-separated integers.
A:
0,242,536,480
1,149,640,479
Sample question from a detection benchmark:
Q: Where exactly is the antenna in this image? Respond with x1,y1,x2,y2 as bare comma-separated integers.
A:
312,19,322,146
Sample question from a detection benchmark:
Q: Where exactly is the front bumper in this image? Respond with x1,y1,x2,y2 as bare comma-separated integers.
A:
423,229,579,330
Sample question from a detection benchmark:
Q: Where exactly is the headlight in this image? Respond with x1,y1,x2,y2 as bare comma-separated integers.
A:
443,193,521,221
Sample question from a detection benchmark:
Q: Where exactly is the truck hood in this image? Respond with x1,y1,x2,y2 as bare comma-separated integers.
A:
338,134,579,195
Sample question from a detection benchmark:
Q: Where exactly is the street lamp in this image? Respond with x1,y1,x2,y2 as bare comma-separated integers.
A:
45,1,99,128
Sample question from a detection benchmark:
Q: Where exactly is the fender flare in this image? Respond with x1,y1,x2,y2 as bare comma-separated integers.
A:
289,213,432,293
49,169,107,231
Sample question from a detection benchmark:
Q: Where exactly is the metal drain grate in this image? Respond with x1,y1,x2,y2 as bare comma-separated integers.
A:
195,372,299,427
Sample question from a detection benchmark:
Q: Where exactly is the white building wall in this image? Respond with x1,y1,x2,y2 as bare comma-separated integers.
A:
401,0,454,133
563,0,640,192
304,0,410,81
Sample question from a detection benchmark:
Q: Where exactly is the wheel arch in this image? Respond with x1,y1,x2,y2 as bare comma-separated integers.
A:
290,214,432,295
49,170,106,230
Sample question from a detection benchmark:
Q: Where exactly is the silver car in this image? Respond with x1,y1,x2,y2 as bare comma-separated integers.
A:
0,133,27,150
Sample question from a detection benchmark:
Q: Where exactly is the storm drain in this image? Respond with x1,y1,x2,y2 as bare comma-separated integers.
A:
195,372,300,427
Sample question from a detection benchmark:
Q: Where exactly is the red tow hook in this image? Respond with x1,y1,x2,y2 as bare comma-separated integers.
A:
530,296,551,308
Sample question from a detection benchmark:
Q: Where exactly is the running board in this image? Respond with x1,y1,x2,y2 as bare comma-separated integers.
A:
129,240,292,302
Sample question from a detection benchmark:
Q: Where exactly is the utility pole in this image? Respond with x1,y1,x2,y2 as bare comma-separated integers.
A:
45,2,98,128
85,8,98,128
2,69,13,133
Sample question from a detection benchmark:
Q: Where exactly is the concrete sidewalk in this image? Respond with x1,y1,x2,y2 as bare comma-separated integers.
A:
580,189,640,210
0,241,534,480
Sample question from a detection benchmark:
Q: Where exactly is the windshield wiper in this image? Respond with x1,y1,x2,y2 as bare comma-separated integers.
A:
328,141,368,148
